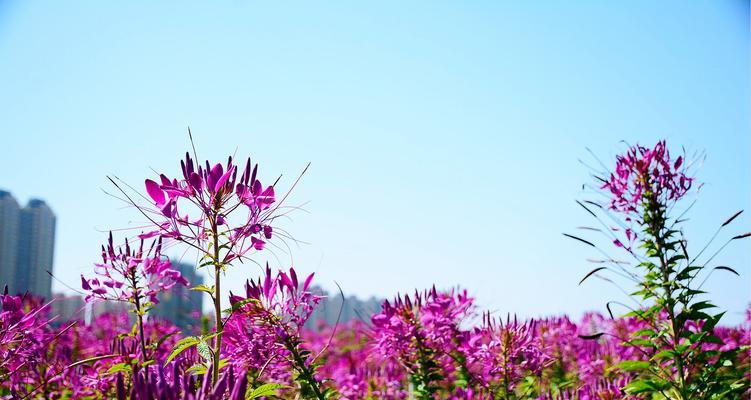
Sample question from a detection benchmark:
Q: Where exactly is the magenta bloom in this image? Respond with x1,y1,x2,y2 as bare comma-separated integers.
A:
81,233,187,306
602,140,694,217
223,266,321,379
370,287,474,396
139,153,279,264
0,292,55,395
465,314,549,392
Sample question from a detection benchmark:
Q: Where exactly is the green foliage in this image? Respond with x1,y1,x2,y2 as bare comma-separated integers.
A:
164,336,201,366
246,383,285,399
612,192,748,399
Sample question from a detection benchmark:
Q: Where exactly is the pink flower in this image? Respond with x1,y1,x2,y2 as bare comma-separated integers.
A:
81,233,187,306
136,153,282,266
602,141,694,217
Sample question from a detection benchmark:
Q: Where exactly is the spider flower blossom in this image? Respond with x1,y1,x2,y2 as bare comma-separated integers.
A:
0,291,55,393
371,287,474,389
304,321,408,400
81,233,187,305
465,314,549,392
139,152,278,263
223,266,321,375
602,140,694,217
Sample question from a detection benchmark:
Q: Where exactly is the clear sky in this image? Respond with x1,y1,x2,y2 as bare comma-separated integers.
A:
1,1,749,323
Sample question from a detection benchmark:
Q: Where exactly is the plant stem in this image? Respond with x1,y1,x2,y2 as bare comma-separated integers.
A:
286,337,325,400
647,197,687,400
131,276,149,362
212,219,223,384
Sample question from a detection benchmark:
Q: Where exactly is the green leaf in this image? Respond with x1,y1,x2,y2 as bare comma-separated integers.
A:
614,360,651,372
625,379,667,394
223,298,260,314
164,336,201,366
186,364,208,375
152,331,180,350
651,349,678,360
66,354,120,369
107,362,132,374
247,383,286,399
197,339,212,363
191,284,215,294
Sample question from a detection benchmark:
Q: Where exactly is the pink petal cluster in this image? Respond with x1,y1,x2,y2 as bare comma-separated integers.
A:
81,233,188,305
370,288,474,391
223,266,321,378
0,292,55,396
465,314,550,392
304,320,408,400
602,140,694,217
141,153,276,263
2,288,749,398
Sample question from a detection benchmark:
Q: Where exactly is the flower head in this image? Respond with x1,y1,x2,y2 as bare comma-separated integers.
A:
602,140,694,217
223,266,321,377
81,232,187,306
138,152,281,264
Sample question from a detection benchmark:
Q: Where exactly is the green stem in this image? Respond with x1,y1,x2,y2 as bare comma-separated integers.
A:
131,276,149,362
646,196,687,400
212,219,223,386
212,264,222,384
285,337,325,400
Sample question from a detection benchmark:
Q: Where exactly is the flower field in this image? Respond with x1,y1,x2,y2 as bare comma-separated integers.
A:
1,141,749,399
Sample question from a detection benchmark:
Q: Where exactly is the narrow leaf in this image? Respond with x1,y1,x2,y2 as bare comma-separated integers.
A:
563,233,596,247
714,266,739,276
247,383,286,399
576,200,597,218
67,354,119,369
579,267,607,285
578,332,604,340
721,210,743,227
164,336,201,366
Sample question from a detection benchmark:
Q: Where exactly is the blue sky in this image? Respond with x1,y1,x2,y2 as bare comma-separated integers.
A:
1,1,749,323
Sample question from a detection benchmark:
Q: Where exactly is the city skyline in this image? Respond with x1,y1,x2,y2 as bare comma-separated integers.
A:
0,190,56,299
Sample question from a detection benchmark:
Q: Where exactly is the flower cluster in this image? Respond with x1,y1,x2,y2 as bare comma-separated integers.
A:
81,233,187,306
370,288,474,397
602,140,693,217
140,153,277,263
3,139,747,399
304,320,408,400
465,314,550,393
0,292,56,397
2,290,749,399
223,265,325,396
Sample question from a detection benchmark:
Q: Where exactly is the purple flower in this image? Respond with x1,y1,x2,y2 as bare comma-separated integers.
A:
81,233,187,306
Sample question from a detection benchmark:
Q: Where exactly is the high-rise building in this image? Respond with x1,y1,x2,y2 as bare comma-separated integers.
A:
16,199,56,299
0,191,56,298
0,191,21,293
151,262,204,331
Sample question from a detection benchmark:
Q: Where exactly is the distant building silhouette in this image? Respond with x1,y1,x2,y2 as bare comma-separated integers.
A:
50,294,85,324
0,191,20,293
306,286,382,329
0,191,56,298
151,262,204,331
90,300,132,322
